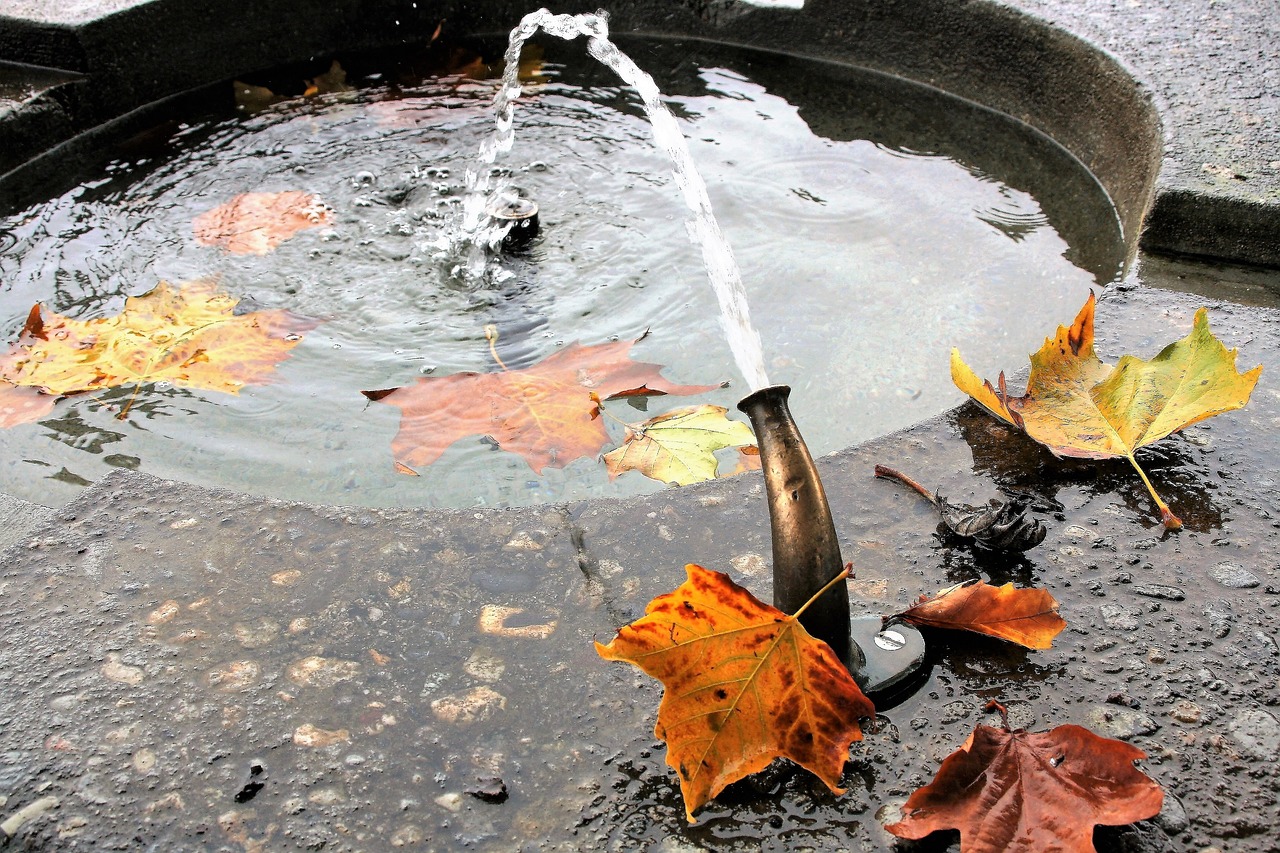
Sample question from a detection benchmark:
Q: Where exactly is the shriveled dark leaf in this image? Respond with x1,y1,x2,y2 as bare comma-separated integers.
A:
937,493,1047,552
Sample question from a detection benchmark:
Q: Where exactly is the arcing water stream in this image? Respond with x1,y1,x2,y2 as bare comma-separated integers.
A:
461,8,772,392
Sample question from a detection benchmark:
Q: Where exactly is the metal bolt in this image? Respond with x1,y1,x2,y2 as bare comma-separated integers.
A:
874,629,907,652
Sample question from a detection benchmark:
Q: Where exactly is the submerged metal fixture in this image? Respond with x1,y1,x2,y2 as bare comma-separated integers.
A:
485,191,540,250
738,385,924,697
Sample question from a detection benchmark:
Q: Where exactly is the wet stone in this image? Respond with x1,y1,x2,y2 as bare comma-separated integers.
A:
286,655,361,687
1154,793,1190,835
233,619,280,649
391,824,425,846
1227,707,1280,761
1210,562,1260,589
1170,701,1203,724
463,648,506,682
467,776,509,803
1101,603,1141,632
1133,584,1185,601
431,686,506,724
294,723,350,747
205,660,261,692
435,792,464,813
100,653,144,686
1088,705,1159,740
471,567,538,593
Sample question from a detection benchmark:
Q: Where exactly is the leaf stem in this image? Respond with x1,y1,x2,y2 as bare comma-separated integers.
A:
793,563,852,620
484,324,509,372
983,699,1012,730
874,464,939,507
1126,454,1182,530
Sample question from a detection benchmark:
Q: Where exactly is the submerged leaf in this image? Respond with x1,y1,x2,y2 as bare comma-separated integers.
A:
887,702,1163,852
596,564,874,822
952,292,1262,529
603,404,755,485
0,279,318,424
193,191,333,255
893,581,1066,650
363,338,720,474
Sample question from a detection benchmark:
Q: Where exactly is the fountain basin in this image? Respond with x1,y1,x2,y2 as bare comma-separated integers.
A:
0,1,1277,851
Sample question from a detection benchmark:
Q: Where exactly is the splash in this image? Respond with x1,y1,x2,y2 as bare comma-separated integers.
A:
460,8,771,392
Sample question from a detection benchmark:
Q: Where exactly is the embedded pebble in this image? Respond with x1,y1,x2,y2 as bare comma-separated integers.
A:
133,748,157,773
308,787,347,805
431,686,507,724
467,776,508,803
1170,701,1203,724
1210,562,1260,589
435,792,464,812
1227,707,1280,761
270,569,303,586
287,618,311,634
170,517,199,529
940,701,972,724
503,532,543,551
147,600,181,624
1132,584,1185,601
463,649,506,682
287,656,361,687
477,605,557,639
101,653,144,686
206,660,261,692
234,620,280,649
1087,705,1159,740
294,723,350,747
391,825,425,846
729,553,766,579
1154,793,1190,834
1100,603,1140,632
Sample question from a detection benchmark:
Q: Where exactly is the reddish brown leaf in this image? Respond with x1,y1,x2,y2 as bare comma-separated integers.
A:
596,565,874,822
193,191,332,255
363,339,719,474
887,706,1163,852
896,581,1066,649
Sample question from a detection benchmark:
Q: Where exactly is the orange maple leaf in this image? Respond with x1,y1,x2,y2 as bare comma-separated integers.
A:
894,580,1066,649
193,191,332,255
596,564,874,822
362,337,721,474
887,701,1163,852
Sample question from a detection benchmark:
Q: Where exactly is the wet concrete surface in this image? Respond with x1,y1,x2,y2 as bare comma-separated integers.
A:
0,276,1277,850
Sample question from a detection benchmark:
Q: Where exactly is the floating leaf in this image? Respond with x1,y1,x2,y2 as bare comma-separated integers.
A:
596,564,874,823
892,580,1066,650
722,443,762,477
193,191,333,255
874,465,1046,551
602,404,755,485
952,292,1262,529
303,60,353,97
363,336,721,474
0,279,317,424
887,701,1163,852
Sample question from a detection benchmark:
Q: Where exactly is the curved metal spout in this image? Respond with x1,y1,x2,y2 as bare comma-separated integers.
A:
738,385,860,672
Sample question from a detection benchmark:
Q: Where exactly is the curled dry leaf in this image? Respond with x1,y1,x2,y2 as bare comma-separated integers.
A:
952,292,1261,529
596,564,874,822
193,191,333,255
894,580,1066,650
874,465,1046,552
363,337,720,474
887,701,1163,853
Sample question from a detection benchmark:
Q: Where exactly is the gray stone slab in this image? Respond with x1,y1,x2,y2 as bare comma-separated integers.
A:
0,0,151,26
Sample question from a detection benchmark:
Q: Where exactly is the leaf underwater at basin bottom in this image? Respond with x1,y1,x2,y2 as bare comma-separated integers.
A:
363,338,721,474
886,713,1163,853
894,581,1066,650
193,191,333,255
595,564,874,823
0,279,318,425
951,292,1262,529
602,404,756,486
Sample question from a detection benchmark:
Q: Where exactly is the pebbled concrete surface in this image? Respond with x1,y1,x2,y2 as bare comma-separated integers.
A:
0,276,1277,851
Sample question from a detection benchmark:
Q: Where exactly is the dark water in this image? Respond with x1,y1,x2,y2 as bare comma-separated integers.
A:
0,37,1124,508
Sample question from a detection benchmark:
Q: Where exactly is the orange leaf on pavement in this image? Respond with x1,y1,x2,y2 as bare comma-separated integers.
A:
895,581,1065,650
887,703,1163,852
596,564,874,822
362,338,720,474
193,191,333,255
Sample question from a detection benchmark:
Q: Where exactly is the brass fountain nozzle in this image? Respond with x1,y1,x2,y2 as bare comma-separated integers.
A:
737,385,859,672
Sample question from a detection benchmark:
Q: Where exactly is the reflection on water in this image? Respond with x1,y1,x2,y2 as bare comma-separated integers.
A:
0,37,1123,508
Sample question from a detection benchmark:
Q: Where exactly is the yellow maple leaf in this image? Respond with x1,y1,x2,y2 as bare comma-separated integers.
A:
0,279,317,424
602,404,756,486
952,292,1262,529
596,564,874,822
